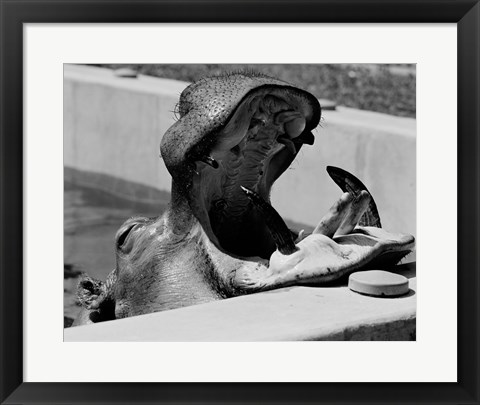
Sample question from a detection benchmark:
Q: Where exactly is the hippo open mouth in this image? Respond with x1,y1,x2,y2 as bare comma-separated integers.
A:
161,74,321,262
191,87,319,259
75,72,415,324
162,73,413,268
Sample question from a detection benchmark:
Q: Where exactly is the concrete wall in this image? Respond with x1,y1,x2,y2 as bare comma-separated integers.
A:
65,263,416,341
64,65,181,194
64,64,416,237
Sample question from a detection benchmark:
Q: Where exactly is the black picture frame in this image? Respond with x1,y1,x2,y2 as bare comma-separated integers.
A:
1,1,479,404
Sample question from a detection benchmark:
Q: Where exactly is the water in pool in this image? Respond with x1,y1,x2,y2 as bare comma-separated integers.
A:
64,179,169,326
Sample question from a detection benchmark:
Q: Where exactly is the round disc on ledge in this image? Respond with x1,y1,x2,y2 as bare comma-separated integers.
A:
348,270,409,297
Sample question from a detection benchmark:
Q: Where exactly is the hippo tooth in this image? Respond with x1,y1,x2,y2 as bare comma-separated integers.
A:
277,136,297,155
274,110,306,139
294,131,315,146
313,192,353,237
199,155,219,169
240,185,298,256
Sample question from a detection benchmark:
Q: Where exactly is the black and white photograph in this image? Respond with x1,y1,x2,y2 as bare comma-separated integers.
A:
64,64,417,341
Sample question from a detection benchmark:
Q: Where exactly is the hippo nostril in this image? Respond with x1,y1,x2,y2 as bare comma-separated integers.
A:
81,280,94,292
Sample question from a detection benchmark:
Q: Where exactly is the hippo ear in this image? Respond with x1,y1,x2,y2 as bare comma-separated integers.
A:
76,273,115,323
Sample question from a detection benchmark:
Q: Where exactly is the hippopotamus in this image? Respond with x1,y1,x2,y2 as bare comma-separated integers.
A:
73,72,415,326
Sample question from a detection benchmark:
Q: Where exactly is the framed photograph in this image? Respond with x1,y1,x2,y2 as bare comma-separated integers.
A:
1,0,479,404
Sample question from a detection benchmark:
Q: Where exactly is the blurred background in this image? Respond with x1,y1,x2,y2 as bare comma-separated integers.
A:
93,63,416,117
64,64,416,326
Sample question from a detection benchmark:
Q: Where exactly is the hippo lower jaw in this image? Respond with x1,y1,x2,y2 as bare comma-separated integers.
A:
234,225,415,291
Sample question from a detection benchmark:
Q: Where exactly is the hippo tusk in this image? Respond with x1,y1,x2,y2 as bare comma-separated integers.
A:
326,166,382,228
240,186,298,255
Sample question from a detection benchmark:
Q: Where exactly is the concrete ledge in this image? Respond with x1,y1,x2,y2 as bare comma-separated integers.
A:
64,64,416,236
65,263,416,342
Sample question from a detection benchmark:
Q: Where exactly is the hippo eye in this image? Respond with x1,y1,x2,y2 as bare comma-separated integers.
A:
116,224,137,251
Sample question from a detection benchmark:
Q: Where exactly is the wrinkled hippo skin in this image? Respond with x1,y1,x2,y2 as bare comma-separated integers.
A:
73,72,414,326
